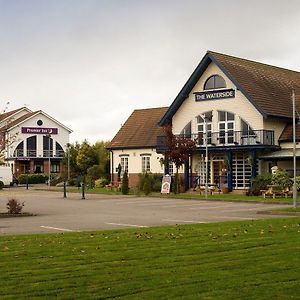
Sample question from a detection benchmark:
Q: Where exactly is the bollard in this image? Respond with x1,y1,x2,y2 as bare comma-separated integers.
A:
63,180,67,198
26,176,29,190
82,183,85,199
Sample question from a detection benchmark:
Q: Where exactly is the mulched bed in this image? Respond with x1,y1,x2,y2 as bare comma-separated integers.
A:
0,212,37,218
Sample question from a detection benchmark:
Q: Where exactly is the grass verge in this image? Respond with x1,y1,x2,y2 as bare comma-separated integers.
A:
1,217,300,299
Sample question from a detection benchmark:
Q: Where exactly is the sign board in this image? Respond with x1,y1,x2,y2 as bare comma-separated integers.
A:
21,127,58,135
161,175,171,194
194,89,235,101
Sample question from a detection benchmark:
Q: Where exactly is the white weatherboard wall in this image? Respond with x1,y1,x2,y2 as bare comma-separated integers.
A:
172,62,264,134
112,148,164,175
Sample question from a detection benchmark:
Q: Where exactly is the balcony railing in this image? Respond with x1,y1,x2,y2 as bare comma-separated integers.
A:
11,149,65,158
157,129,275,151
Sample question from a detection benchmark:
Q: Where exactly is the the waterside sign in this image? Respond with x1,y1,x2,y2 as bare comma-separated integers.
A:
21,127,58,134
194,88,235,101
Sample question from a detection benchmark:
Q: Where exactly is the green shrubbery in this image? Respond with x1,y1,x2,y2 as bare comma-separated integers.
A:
18,174,48,184
137,173,162,194
122,172,129,195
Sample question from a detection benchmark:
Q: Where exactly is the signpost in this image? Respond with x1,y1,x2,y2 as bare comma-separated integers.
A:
161,175,171,194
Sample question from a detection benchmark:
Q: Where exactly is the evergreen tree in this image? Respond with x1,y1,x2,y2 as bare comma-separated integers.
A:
122,171,129,195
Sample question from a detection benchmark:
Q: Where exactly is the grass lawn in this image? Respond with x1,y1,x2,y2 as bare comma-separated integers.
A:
1,218,300,299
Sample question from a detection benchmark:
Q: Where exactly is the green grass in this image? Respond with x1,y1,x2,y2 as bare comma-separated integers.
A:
1,218,300,299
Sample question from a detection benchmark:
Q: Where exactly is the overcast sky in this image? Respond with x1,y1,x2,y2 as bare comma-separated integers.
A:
0,0,300,143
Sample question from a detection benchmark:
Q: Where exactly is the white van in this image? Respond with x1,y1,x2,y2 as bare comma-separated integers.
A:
0,166,13,186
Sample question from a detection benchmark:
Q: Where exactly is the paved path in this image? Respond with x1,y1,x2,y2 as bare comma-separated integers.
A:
0,187,291,235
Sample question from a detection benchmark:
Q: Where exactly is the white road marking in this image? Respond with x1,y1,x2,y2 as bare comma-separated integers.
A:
40,226,76,232
105,222,147,228
162,219,207,224
212,216,254,220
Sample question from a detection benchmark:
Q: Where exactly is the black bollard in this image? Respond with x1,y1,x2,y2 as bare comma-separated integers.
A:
82,183,85,199
63,180,67,198
26,175,29,190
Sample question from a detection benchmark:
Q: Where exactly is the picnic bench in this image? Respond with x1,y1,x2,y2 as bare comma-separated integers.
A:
199,184,221,195
260,185,291,199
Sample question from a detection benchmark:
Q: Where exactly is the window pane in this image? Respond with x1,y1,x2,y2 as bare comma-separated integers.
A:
227,112,235,121
219,111,225,121
215,75,226,88
204,77,215,90
205,111,213,121
197,115,204,123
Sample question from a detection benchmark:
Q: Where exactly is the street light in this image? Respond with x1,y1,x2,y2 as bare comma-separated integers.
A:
292,90,297,208
47,134,51,189
66,143,70,181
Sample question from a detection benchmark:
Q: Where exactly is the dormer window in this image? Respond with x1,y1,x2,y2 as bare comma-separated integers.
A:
204,75,226,90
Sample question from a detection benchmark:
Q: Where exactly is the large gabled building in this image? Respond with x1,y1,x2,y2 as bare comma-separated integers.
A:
109,51,300,190
0,107,72,177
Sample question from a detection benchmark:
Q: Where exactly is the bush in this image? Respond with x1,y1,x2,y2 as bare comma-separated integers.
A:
271,169,292,188
122,172,129,195
18,174,48,184
0,181,4,190
249,173,272,195
94,178,109,188
67,178,77,186
7,198,24,214
137,173,162,194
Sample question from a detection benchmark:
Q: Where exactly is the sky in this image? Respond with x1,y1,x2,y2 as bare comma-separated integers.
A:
0,0,300,143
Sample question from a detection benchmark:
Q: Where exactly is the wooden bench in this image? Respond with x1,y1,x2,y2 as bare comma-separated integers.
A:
261,185,289,199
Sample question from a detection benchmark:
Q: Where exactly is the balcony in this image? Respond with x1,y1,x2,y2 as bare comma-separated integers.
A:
157,129,275,152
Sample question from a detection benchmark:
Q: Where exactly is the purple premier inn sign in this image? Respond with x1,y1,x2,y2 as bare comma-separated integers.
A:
21,127,58,134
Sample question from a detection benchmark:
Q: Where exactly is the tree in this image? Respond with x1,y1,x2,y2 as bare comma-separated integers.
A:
76,141,99,176
163,124,197,193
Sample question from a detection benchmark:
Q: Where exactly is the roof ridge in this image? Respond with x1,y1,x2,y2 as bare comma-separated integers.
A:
207,50,300,75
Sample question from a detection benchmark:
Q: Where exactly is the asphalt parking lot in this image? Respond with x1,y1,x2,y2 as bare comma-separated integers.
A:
0,187,290,235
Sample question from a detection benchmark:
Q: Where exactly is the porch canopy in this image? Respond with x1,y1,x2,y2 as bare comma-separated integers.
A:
259,149,300,160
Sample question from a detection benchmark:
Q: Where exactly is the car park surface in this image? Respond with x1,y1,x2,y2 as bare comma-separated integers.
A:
0,187,290,235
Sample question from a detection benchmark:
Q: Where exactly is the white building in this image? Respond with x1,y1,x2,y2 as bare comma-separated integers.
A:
0,107,72,177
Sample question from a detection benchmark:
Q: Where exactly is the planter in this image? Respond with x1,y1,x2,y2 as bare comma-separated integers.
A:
222,187,229,194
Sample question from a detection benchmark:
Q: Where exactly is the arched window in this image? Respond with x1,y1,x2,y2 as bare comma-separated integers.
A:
55,142,64,157
14,141,24,157
27,136,37,157
204,75,226,90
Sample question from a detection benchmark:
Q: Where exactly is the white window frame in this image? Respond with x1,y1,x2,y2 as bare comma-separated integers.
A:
120,156,128,175
141,156,151,173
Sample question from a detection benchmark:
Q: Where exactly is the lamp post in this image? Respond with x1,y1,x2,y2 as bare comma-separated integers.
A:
66,143,70,181
292,90,297,208
47,134,51,189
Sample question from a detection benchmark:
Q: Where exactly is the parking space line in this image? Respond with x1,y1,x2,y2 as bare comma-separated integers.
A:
105,222,147,228
162,219,207,224
40,226,76,232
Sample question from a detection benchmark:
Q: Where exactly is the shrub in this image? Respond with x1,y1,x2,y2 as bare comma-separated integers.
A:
0,181,4,190
137,173,162,194
143,173,152,195
249,173,272,195
94,178,109,188
122,172,129,195
7,198,24,214
67,178,77,186
271,169,292,188
18,174,48,184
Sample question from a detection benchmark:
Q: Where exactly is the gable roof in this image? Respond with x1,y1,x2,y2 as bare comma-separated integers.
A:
159,51,300,126
107,107,168,149
0,107,31,123
0,109,73,133
279,123,300,143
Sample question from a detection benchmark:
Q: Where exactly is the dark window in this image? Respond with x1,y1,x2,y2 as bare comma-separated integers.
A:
43,136,53,157
26,136,37,157
180,121,191,138
56,142,64,157
204,75,226,90
14,141,24,157
37,120,43,126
